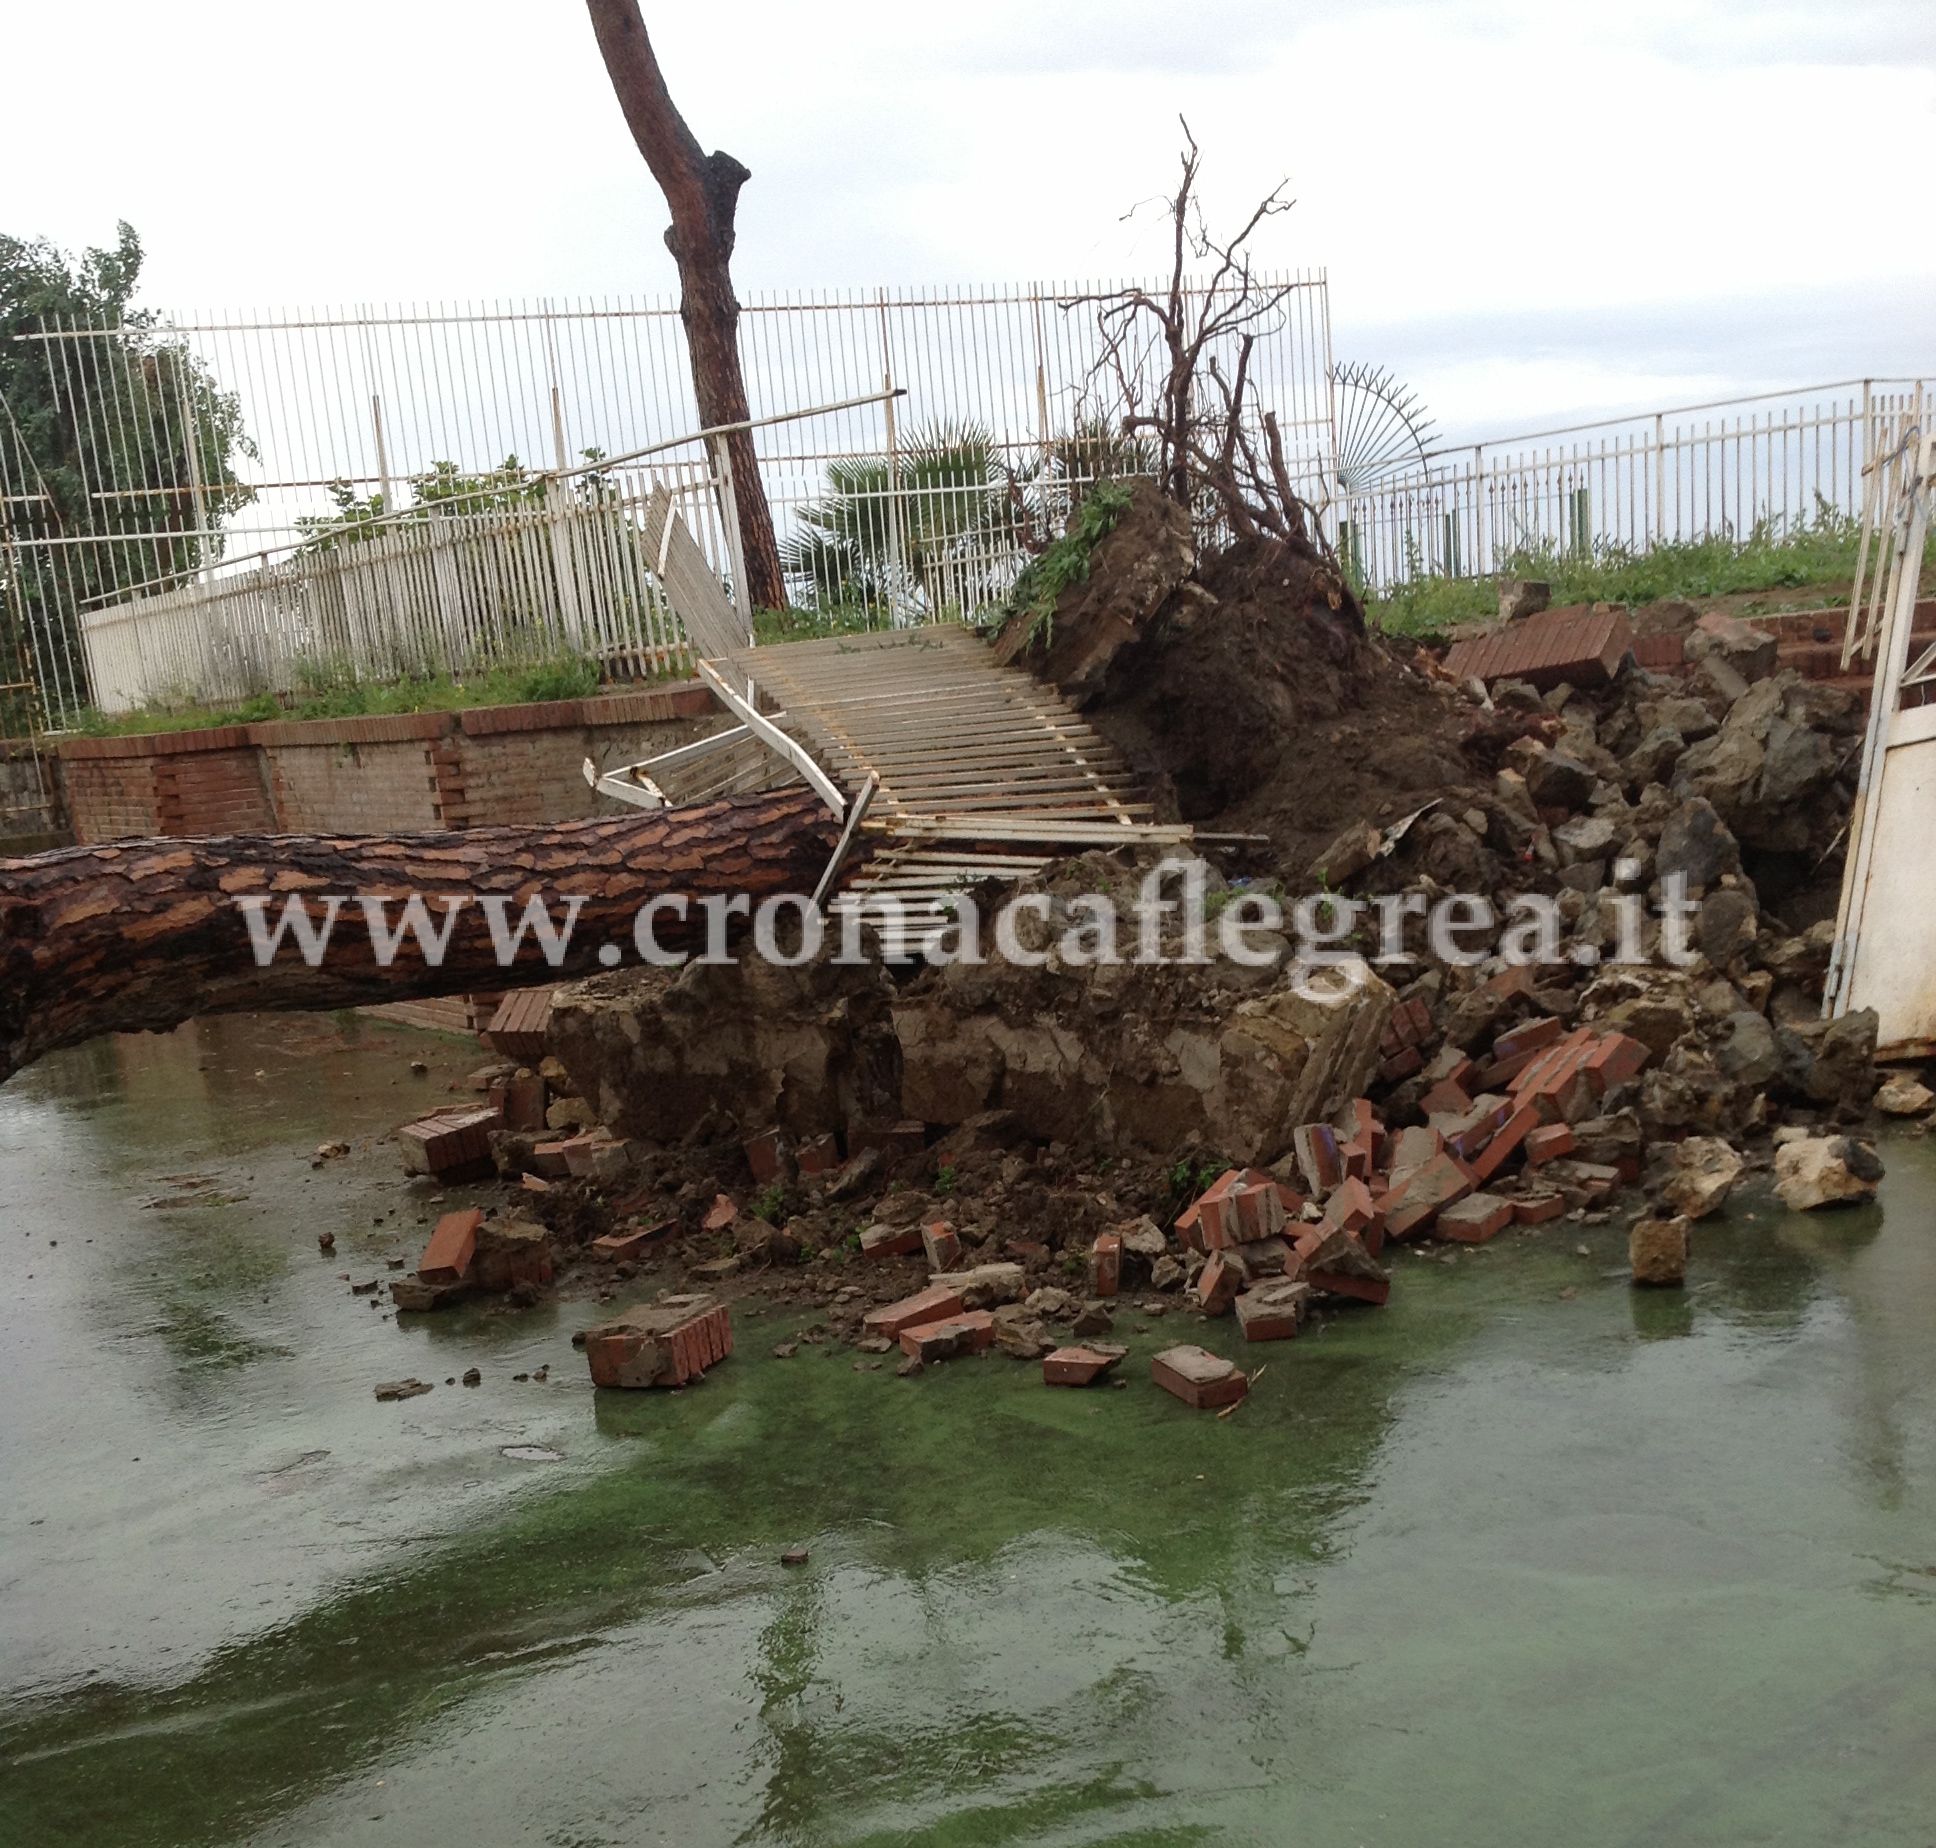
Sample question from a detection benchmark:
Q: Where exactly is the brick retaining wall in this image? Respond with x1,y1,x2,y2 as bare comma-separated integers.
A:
52,681,722,843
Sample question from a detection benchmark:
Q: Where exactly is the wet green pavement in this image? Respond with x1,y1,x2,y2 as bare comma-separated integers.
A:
2,1016,1933,1846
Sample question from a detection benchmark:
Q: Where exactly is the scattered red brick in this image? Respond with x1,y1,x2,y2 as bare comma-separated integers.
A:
1088,1231,1122,1296
1513,1191,1568,1224
1195,1252,1241,1315
418,1208,481,1286
489,1071,547,1133
1493,1016,1563,1062
1231,1181,1287,1242
1483,964,1537,1001
1470,1104,1542,1182
1524,1123,1576,1165
591,1219,675,1262
1307,1267,1391,1306
922,1220,962,1272
484,985,555,1063
1151,1344,1249,1410
859,1221,922,1259
863,1283,965,1338
1043,1343,1127,1386
1294,1122,1345,1193
529,1139,573,1179
584,1293,732,1389
397,1106,497,1179
1581,1032,1650,1093
1235,1278,1313,1341
743,1127,790,1185
796,1132,840,1176
1435,1193,1514,1243
1382,1151,1477,1239
899,1310,995,1363
1421,1079,1474,1118
1379,1044,1424,1083
702,1192,739,1233
1443,603,1634,689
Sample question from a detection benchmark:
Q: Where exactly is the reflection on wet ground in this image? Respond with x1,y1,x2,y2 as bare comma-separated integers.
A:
1,1015,1933,1846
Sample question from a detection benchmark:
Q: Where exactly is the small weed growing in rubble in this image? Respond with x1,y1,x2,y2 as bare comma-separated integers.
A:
752,1184,787,1225
933,1165,959,1198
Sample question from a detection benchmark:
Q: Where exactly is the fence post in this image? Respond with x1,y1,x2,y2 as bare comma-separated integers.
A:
372,394,397,516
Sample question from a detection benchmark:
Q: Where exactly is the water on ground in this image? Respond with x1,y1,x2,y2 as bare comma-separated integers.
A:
2,1015,1933,1847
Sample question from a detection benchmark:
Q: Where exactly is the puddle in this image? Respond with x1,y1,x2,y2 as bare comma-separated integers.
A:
1,1014,1934,1846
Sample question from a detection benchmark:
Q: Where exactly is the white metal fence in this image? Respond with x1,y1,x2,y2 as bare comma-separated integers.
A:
2,276,1337,716
1340,379,1936,589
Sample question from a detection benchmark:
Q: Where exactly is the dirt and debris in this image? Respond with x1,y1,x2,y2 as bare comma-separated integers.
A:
316,511,1925,1392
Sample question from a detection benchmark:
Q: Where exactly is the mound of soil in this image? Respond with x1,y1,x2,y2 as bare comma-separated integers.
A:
1084,534,1476,875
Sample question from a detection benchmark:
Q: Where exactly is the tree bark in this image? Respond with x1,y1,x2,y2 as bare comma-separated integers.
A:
585,0,788,614
0,788,842,1087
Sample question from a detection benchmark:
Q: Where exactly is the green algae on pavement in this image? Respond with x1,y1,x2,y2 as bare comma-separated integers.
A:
2,1017,1934,1846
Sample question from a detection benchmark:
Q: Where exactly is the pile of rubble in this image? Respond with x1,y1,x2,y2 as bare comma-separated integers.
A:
348,538,1928,1401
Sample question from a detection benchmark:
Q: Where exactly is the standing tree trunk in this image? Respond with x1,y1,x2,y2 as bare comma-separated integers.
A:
585,0,789,615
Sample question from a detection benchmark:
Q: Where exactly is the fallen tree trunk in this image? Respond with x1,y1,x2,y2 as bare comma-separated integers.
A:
0,787,842,1087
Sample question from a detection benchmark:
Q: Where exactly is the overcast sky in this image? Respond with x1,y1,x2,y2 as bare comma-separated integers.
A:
4,1,1931,442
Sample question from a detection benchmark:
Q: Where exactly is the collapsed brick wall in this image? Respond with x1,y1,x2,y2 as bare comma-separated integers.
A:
55,682,723,843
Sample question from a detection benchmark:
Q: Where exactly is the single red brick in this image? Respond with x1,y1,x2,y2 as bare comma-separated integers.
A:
743,1127,790,1185
591,1218,675,1261
1195,1252,1241,1315
1435,1192,1514,1242
1088,1231,1123,1297
1042,1344,1126,1386
1403,995,1434,1041
1421,1079,1474,1119
899,1310,995,1362
1321,1175,1378,1235
397,1106,498,1177
418,1208,481,1285
796,1132,840,1176
859,1221,923,1259
490,1072,547,1133
1513,1191,1569,1224
1382,1152,1478,1239
921,1221,962,1272
1198,1192,1240,1251
1508,1027,1595,1097
1235,1279,1312,1341
1294,1124,1345,1193
1474,1046,1546,1091
864,1283,965,1337
1582,1032,1650,1092
1484,964,1537,1000
1230,1181,1287,1242
1379,1045,1425,1083
1524,1123,1576,1165
1307,1268,1391,1306
1151,1344,1248,1409
1493,1016,1563,1062
1471,1104,1543,1182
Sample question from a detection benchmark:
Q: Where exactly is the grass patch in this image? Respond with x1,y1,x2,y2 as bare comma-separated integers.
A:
1367,505,1932,640
64,652,609,738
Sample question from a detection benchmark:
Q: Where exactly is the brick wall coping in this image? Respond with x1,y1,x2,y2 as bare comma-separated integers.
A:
54,680,714,761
